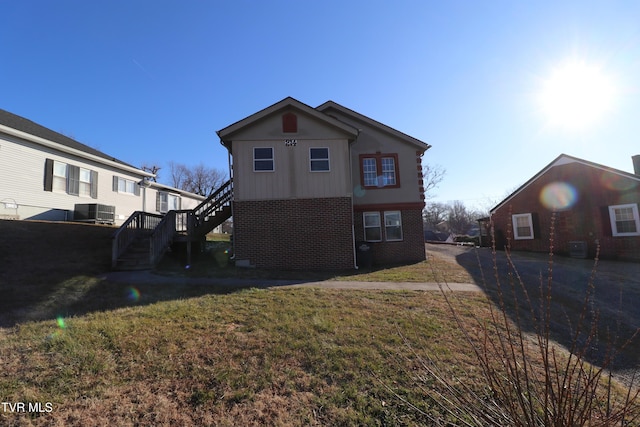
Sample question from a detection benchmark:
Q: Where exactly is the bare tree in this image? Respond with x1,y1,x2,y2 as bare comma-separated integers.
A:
169,162,226,196
423,202,449,230
447,200,481,235
169,161,188,189
140,163,161,182
422,163,446,200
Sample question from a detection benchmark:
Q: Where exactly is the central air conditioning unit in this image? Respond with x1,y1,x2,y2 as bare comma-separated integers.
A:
74,203,116,225
569,241,588,259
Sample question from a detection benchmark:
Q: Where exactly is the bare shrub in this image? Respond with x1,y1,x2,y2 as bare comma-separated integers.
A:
412,212,640,426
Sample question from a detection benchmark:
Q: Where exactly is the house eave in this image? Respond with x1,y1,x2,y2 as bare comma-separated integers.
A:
490,153,640,215
316,100,431,152
217,97,359,151
0,123,154,178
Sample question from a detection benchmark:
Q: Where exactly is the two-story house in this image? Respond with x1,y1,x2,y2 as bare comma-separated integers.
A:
0,108,204,225
217,97,430,270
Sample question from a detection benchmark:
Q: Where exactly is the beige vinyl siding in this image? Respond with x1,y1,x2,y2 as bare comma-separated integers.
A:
0,133,146,224
232,138,351,201
321,110,424,206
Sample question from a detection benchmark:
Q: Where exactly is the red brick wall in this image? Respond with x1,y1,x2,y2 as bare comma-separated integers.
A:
233,197,355,269
353,208,426,265
491,162,640,261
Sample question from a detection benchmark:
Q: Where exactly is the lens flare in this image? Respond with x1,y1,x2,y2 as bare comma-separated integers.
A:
56,316,66,329
600,173,637,191
126,287,140,302
540,182,578,211
353,185,366,198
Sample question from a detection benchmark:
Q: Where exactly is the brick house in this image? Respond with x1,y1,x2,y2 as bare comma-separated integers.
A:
489,154,640,261
217,97,430,269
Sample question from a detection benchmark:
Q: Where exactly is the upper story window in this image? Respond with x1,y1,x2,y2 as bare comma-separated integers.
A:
113,176,140,196
52,161,68,192
609,203,640,236
282,112,297,133
512,213,534,240
79,168,93,197
254,147,274,172
359,153,400,189
310,148,330,172
44,158,98,198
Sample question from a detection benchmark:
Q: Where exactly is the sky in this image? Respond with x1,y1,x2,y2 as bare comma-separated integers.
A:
2,1,640,211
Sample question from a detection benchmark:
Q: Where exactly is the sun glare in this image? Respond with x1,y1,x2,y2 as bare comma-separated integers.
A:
538,60,616,132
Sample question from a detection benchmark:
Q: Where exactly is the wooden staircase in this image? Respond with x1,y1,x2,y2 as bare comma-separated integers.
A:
112,179,232,270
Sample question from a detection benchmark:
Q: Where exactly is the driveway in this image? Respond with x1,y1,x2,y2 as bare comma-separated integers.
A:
427,242,640,374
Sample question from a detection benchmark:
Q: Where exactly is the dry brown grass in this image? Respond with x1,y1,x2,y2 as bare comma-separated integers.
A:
0,288,489,426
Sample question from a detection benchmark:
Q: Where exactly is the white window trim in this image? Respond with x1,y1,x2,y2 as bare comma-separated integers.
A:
253,147,275,172
609,203,640,237
116,177,138,195
363,212,382,242
384,211,403,241
309,147,330,172
512,213,534,240
52,160,68,193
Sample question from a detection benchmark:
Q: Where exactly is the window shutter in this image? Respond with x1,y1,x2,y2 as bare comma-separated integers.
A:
44,159,54,192
531,212,540,239
113,176,119,192
90,171,99,199
156,192,161,212
67,165,80,196
601,206,613,236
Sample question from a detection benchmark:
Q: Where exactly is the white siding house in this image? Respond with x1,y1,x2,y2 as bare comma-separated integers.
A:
0,109,202,225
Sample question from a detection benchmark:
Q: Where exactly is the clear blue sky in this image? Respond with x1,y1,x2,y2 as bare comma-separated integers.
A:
2,1,639,211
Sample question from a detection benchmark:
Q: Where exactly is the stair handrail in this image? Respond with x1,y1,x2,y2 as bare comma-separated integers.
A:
192,179,233,230
112,211,163,268
149,210,179,265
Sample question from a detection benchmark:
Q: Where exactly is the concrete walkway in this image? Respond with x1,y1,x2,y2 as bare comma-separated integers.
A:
102,270,482,292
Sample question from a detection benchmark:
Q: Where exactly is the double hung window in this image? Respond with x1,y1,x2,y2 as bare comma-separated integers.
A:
254,147,274,172
309,148,330,172
609,204,640,236
512,213,534,240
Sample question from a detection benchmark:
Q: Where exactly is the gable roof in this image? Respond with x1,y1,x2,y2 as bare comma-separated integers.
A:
0,108,150,176
316,100,431,151
217,97,359,149
490,153,640,214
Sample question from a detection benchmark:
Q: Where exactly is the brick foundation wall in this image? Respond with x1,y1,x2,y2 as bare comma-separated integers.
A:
353,208,426,265
233,197,355,269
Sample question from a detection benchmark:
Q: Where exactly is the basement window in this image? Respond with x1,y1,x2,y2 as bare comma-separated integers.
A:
512,213,534,240
609,204,640,236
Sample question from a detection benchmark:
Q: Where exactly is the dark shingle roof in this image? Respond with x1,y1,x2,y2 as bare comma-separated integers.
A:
0,108,136,168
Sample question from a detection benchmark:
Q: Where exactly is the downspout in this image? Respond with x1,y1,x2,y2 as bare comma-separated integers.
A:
350,130,361,269
225,141,236,260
